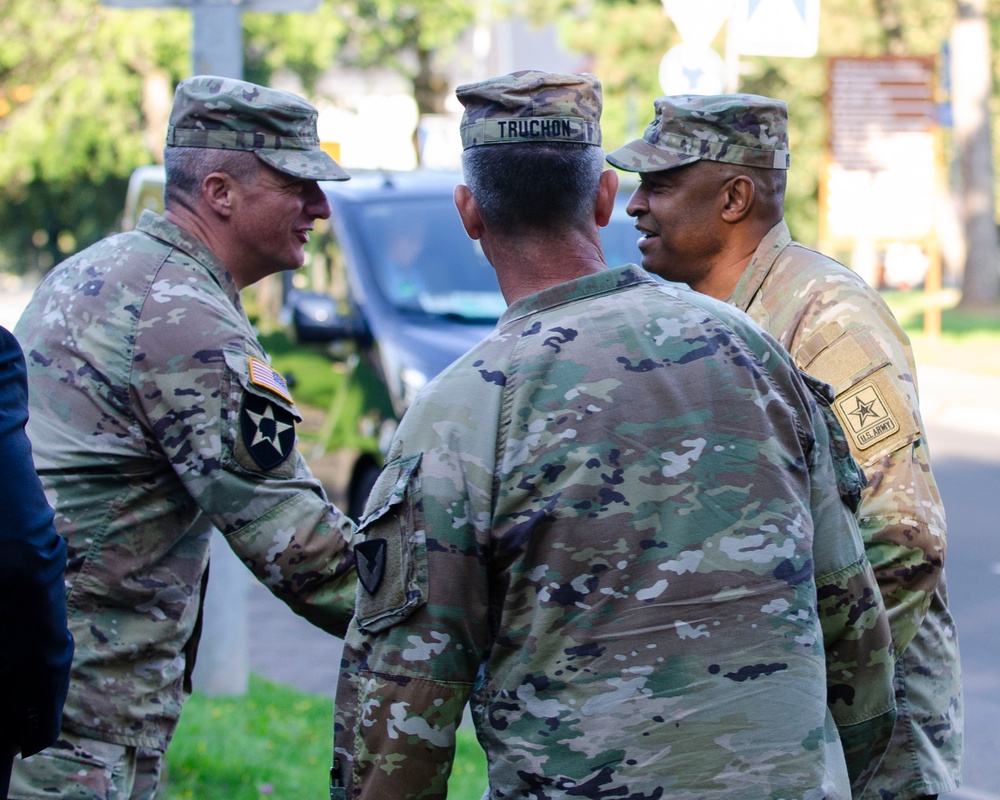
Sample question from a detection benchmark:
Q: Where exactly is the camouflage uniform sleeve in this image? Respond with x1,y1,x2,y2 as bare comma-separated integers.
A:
132,285,356,637
334,377,498,800
801,372,896,794
791,286,945,655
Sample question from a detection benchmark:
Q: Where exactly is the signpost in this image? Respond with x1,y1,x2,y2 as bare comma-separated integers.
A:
731,0,820,58
661,0,734,46
661,0,819,94
820,56,943,338
101,0,318,9
658,44,727,95
660,0,733,94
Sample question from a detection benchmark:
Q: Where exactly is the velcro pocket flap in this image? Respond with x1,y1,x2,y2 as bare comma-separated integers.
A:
354,453,427,634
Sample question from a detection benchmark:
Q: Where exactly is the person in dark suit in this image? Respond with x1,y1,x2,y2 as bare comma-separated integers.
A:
0,325,73,798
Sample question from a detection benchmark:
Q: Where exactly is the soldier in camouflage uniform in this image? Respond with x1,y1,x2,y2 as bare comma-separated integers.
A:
608,94,962,800
333,70,896,800
10,76,357,800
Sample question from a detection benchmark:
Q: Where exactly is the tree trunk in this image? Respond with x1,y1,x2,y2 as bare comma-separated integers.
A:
411,45,450,166
872,0,906,55
952,0,1000,309
141,69,173,165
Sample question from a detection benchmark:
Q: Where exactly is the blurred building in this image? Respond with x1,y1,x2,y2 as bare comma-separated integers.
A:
274,17,587,172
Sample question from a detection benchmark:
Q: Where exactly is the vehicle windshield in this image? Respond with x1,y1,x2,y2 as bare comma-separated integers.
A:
352,194,642,321
353,197,505,320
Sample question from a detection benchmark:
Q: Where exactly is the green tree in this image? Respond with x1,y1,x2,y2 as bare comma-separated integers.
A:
556,0,953,243
0,0,189,273
0,0,473,273
242,6,347,93
2,0,997,307
325,0,477,116
552,0,997,307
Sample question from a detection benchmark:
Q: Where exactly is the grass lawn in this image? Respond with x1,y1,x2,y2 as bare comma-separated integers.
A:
882,287,1000,375
160,677,488,800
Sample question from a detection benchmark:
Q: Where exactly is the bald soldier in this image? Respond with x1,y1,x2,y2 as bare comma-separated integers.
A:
11,76,357,800
609,94,962,800
333,70,895,800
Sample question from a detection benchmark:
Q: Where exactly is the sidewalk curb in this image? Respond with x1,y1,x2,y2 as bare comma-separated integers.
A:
945,788,1000,800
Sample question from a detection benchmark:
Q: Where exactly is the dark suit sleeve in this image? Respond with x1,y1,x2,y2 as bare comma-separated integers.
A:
0,326,74,757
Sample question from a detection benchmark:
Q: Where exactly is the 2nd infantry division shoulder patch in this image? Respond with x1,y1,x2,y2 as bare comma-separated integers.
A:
835,379,899,451
240,392,296,470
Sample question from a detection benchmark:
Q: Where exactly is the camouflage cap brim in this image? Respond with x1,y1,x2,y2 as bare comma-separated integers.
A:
167,75,350,182
255,148,350,181
607,93,791,173
605,138,702,173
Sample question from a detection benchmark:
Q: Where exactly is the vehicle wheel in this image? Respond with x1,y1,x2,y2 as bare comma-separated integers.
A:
349,463,381,522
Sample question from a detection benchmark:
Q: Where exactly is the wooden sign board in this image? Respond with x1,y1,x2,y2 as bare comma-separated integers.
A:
101,0,319,9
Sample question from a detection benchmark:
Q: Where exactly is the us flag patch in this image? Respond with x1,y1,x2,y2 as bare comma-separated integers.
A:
248,356,294,404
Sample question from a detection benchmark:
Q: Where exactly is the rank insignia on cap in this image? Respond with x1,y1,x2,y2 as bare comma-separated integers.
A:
240,392,296,470
248,356,294,404
355,538,387,596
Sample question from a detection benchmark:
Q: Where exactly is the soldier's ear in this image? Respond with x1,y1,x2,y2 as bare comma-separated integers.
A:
595,169,619,228
720,174,754,223
202,172,234,219
454,184,484,240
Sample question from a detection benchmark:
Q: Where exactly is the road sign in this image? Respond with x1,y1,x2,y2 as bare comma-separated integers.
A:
823,56,939,242
820,55,943,337
732,0,819,58
101,0,319,9
661,0,735,46
658,44,727,95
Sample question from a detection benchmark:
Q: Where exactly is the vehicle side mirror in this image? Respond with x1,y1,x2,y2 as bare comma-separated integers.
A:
286,290,362,344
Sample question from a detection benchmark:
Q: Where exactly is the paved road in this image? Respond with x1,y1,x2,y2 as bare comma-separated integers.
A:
927,421,1000,798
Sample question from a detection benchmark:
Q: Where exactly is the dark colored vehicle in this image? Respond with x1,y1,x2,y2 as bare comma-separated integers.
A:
123,167,641,518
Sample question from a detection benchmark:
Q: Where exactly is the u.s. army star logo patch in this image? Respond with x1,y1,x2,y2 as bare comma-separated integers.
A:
835,380,899,451
240,393,296,470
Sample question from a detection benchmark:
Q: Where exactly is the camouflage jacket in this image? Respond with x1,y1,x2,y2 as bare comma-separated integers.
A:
13,211,356,751
728,221,962,796
334,266,895,799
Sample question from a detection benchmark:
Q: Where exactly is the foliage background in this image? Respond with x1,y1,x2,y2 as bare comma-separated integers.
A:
0,0,997,281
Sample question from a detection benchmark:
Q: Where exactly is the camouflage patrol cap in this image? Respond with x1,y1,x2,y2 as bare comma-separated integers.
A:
166,75,349,181
456,70,602,149
606,93,790,173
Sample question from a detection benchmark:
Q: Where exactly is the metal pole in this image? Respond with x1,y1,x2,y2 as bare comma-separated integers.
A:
188,3,250,697
192,4,244,78
724,6,741,93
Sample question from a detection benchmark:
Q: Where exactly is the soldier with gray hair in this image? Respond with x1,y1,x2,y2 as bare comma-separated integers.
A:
609,93,962,800
11,76,357,800
332,70,895,799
